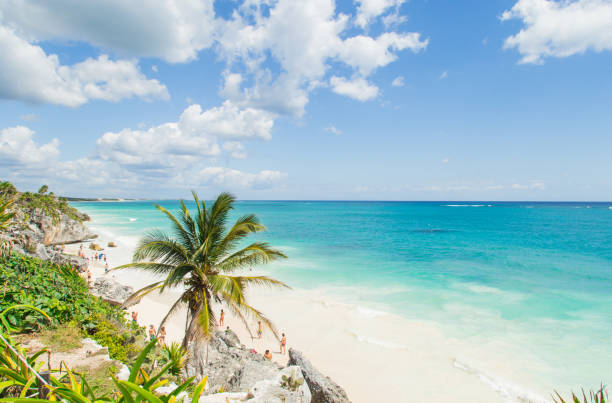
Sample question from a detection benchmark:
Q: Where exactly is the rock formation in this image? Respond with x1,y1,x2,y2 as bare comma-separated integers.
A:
91,277,134,306
288,348,351,403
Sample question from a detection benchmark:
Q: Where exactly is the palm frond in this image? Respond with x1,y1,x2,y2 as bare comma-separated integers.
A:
112,262,176,276
133,231,190,265
216,242,287,272
121,281,164,308
157,296,186,334
212,214,267,261
155,204,196,252
162,264,196,290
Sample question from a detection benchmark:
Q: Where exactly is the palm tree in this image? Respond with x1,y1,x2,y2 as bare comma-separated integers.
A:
117,192,288,361
0,196,15,231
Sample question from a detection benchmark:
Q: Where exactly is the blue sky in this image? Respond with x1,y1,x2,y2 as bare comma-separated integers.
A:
0,0,611,201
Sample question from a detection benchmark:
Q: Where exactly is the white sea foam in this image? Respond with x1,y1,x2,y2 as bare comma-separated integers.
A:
354,306,388,319
453,359,547,403
445,204,485,207
129,218,138,222
347,330,406,349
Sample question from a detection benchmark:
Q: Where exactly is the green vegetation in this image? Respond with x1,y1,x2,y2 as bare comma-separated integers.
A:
553,387,608,403
39,322,83,352
118,191,289,354
0,252,143,362
0,333,206,402
0,181,86,225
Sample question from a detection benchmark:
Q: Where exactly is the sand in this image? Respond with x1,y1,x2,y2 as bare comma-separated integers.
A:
66,235,552,403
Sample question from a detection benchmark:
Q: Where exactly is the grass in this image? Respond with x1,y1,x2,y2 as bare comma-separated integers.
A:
39,322,83,352
73,360,121,397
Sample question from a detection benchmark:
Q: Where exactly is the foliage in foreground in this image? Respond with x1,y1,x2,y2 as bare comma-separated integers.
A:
0,253,144,362
118,191,289,348
0,329,205,402
553,386,608,403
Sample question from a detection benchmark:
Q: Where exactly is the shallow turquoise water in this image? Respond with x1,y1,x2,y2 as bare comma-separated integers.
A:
76,200,612,389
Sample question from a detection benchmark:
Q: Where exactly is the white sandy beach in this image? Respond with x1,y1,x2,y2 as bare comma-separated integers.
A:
68,230,553,403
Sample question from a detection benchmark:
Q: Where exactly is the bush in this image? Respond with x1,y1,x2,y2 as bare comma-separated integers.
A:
0,252,144,364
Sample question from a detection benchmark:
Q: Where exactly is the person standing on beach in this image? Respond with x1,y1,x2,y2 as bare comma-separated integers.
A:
220,309,225,326
280,333,287,354
257,321,263,339
104,262,109,274
158,326,166,345
149,325,156,341
131,311,138,324
87,270,92,287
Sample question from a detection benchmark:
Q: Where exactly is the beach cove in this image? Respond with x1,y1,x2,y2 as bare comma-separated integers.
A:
74,200,612,402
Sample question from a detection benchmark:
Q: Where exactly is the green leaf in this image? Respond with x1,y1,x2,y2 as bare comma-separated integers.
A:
117,381,163,403
128,339,157,383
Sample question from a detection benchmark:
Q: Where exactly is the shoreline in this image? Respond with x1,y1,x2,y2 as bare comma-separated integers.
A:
73,222,553,402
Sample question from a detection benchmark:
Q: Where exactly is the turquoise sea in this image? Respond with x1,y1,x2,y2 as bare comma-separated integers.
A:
76,200,612,393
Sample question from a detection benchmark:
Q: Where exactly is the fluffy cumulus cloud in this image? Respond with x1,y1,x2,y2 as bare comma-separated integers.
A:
0,26,168,106
215,0,428,115
0,0,215,63
0,126,59,166
502,0,612,63
330,76,380,101
0,0,427,111
96,101,273,169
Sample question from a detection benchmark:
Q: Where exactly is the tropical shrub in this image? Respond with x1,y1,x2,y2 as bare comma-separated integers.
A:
0,334,207,402
0,253,144,363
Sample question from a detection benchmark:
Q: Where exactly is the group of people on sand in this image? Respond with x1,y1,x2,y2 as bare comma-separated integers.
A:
220,309,287,362
130,311,167,345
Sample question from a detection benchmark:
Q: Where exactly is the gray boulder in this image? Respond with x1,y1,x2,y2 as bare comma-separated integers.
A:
184,330,281,394
195,366,310,403
288,348,350,403
91,277,134,306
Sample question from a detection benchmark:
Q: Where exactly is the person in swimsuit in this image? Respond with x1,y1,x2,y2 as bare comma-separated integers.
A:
280,333,287,354
149,325,156,341
257,321,263,339
131,311,138,324
87,270,92,287
220,309,225,326
264,349,273,360
104,262,109,273
158,326,166,345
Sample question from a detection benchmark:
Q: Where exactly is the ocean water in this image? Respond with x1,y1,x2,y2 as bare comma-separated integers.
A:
75,200,612,395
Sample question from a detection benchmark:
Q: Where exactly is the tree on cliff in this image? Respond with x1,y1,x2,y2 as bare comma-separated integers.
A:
117,192,288,361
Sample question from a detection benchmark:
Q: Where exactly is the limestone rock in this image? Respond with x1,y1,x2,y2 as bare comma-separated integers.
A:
288,348,350,403
184,330,281,394
91,277,134,306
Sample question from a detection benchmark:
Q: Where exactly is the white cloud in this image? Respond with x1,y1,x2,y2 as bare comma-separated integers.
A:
0,126,59,166
0,0,215,63
502,0,612,64
355,0,406,28
442,158,449,164
0,26,168,106
330,76,379,101
338,32,428,76
193,167,287,189
151,65,158,72
222,141,248,159
215,0,427,115
439,71,448,79
325,125,343,135
391,76,405,87
96,101,273,169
